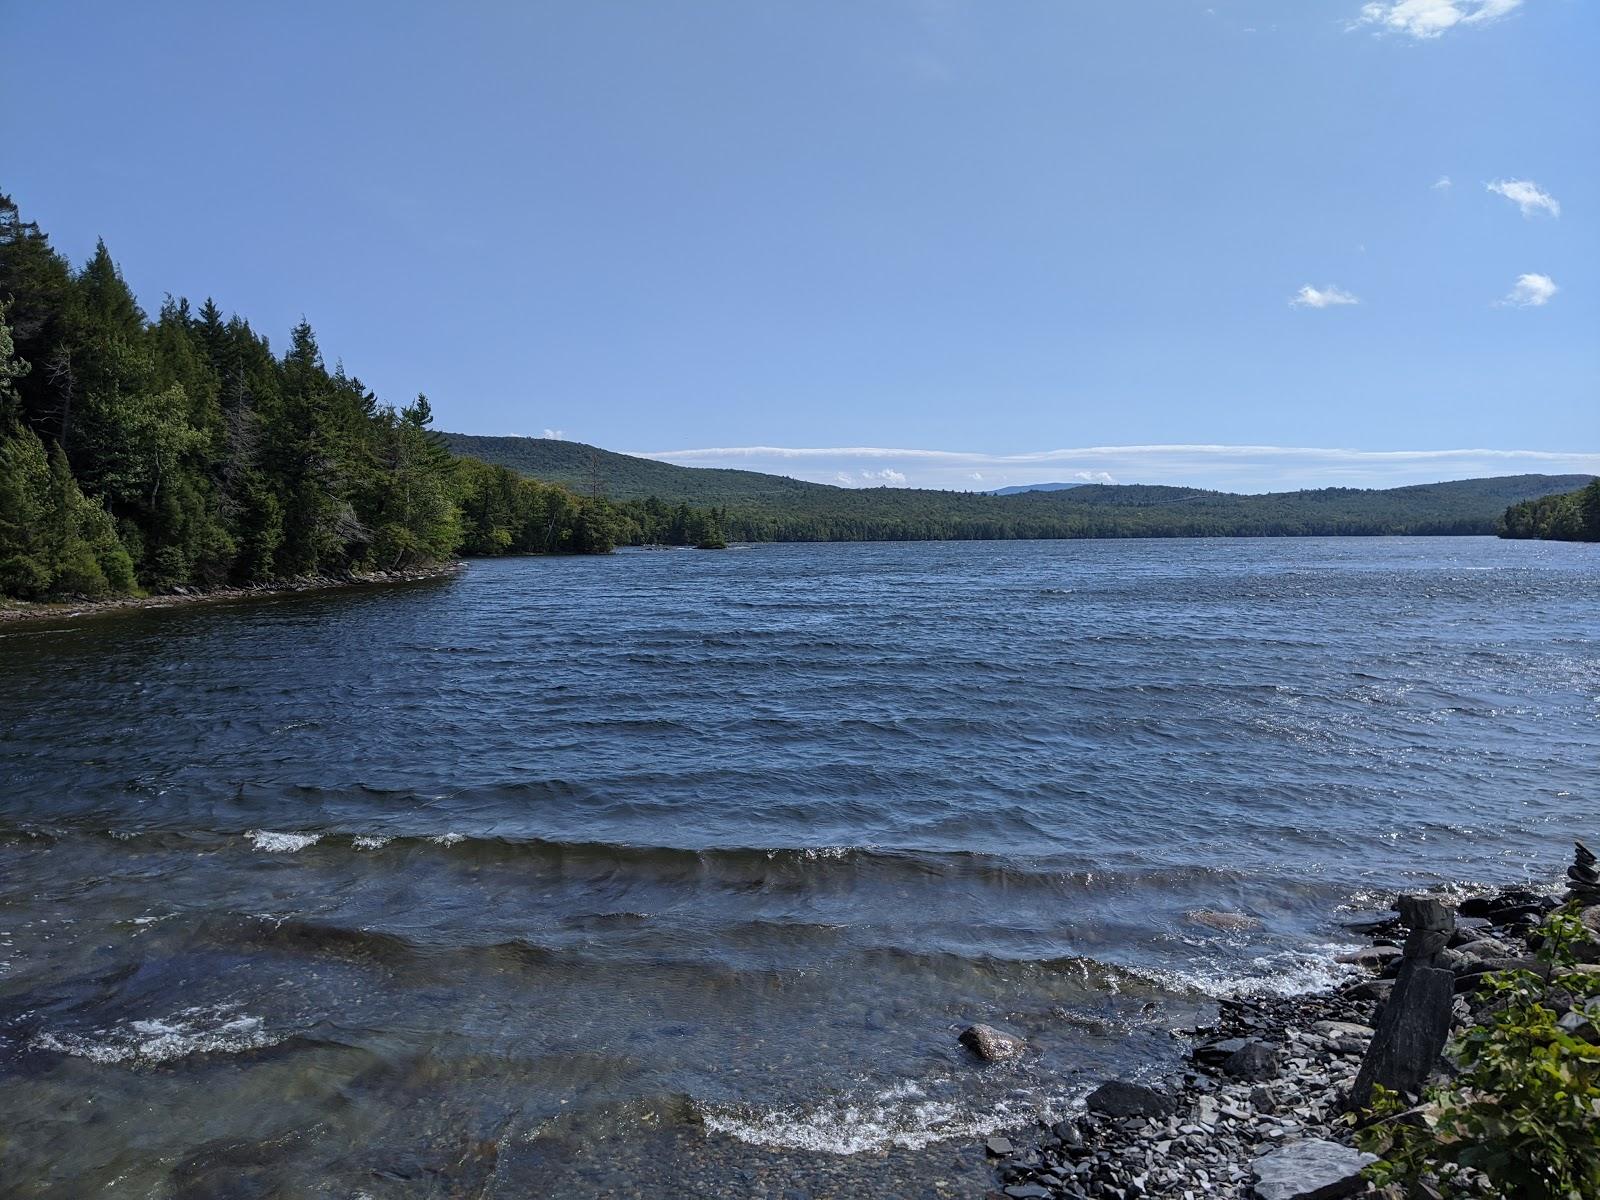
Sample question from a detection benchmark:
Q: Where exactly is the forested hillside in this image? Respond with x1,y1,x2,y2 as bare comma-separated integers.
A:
1498,480,1600,542
440,434,1592,542
440,432,824,505
0,196,726,602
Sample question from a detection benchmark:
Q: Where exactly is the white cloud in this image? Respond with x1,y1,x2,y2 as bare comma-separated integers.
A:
634,443,1599,494
859,468,908,486
1432,175,1453,190
1290,284,1360,309
1500,273,1558,307
1352,0,1524,39
1486,178,1560,218
542,428,565,440
968,472,984,482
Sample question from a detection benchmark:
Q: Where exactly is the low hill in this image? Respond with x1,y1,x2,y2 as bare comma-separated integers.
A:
987,482,1089,495
439,433,828,505
440,434,1592,542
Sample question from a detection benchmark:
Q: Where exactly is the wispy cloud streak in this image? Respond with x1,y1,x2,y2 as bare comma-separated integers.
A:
632,443,1599,494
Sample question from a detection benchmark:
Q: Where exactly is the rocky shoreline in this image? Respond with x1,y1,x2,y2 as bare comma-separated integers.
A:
0,561,465,625
969,861,1592,1200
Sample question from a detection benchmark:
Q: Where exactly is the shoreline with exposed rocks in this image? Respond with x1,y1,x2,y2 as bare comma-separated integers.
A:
0,561,465,625
966,849,1597,1200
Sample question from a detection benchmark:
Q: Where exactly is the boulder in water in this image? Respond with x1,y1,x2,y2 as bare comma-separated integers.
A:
959,1023,1024,1062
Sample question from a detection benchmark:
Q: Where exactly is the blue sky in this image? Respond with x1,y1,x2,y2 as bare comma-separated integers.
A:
5,1,1595,491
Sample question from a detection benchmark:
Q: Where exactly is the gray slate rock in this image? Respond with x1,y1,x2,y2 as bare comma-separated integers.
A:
961,1023,1025,1061
1224,1038,1280,1080
1085,1080,1177,1118
1396,894,1455,933
1352,961,1455,1106
1193,1035,1251,1066
1312,1021,1374,1040
1402,927,1451,961
1253,1138,1377,1200
1340,977,1394,1003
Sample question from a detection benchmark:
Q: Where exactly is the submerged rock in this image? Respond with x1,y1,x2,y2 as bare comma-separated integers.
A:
959,1023,1024,1062
1252,1138,1376,1200
1188,909,1263,932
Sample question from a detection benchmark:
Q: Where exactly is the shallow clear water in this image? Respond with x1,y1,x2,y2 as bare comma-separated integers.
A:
1,537,1596,1197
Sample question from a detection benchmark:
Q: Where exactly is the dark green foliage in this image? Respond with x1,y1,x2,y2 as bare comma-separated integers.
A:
442,434,1594,543
0,194,645,601
1356,910,1600,1200
1499,481,1600,542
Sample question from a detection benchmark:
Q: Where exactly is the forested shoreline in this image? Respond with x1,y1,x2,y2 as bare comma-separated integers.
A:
444,431,1596,544
1498,480,1600,542
0,195,726,602
4,191,1588,607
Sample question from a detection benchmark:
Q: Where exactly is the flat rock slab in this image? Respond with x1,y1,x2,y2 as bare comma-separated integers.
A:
1253,1138,1377,1200
1085,1079,1177,1118
1312,1021,1375,1039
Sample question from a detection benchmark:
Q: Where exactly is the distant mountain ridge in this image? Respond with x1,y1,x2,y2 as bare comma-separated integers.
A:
439,433,1593,542
986,481,1090,495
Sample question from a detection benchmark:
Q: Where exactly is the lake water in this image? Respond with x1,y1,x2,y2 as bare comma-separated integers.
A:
2,537,1596,1197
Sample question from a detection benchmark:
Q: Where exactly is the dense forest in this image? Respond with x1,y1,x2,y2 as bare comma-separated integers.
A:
0,196,729,602
442,435,1593,543
1498,480,1600,542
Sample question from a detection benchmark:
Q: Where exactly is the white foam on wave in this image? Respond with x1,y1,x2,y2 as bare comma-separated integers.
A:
1130,942,1360,1000
246,830,322,853
766,845,855,861
32,1005,283,1065
698,1078,1071,1155
352,835,393,850
429,832,464,846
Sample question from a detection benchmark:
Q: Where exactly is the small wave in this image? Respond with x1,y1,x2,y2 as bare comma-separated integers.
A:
352,835,392,850
699,1078,1072,1155
246,830,322,853
768,845,853,861
1128,943,1359,1000
32,1006,282,1065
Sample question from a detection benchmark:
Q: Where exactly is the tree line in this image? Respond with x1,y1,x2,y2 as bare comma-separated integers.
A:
0,195,724,601
1498,480,1600,542
443,433,1595,544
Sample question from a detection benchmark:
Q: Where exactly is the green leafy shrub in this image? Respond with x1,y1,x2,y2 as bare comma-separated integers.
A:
1357,909,1600,1199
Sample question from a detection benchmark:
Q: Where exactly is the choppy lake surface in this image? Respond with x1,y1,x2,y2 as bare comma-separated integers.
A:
2,537,1596,1197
